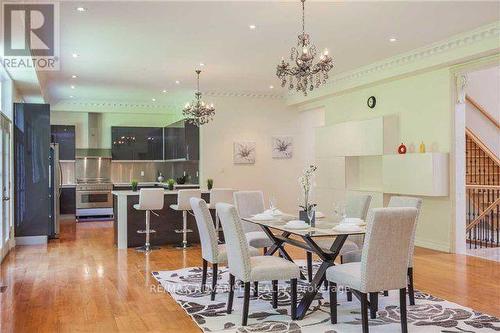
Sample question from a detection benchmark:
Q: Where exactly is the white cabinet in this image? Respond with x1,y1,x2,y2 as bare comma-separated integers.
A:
382,153,449,196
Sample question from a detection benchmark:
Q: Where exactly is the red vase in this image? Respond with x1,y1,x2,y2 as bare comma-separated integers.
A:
398,143,407,154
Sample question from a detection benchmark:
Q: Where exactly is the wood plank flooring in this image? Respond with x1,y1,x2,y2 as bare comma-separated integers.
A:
0,220,498,332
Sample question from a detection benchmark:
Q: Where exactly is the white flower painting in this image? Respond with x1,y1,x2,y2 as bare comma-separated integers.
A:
233,141,256,164
272,136,293,159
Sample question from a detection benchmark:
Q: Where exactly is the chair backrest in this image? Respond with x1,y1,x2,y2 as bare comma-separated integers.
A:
346,194,372,248
190,197,218,263
388,196,423,267
176,189,201,210
216,203,252,282
209,188,236,208
360,207,418,293
138,188,165,210
233,191,265,233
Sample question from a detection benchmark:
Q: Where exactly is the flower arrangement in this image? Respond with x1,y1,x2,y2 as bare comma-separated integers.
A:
298,164,317,211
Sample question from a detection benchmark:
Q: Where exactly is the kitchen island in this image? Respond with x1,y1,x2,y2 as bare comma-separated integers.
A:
113,189,210,249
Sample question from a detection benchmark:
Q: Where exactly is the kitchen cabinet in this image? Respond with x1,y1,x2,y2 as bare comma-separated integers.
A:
60,188,76,214
112,127,163,160
164,121,199,161
51,125,76,160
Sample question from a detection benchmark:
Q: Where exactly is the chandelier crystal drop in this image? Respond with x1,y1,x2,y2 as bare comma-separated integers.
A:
276,0,333,96
182,70,215,126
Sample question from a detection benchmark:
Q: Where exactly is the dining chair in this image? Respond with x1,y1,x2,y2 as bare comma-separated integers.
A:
326,207,418,333
217,203,300,326
233,191,274,253
208,188,236,240
342,196,422,305
190,197,259,301
308,194,372,282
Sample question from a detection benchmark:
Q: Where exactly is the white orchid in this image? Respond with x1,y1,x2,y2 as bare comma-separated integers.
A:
298,164,317,211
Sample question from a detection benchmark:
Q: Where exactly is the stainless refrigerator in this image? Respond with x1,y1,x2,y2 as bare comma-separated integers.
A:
49,143,61,238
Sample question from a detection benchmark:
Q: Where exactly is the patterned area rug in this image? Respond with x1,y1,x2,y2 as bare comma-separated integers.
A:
152,261,499,333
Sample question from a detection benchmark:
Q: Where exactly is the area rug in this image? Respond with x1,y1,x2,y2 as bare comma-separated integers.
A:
152,261,499,333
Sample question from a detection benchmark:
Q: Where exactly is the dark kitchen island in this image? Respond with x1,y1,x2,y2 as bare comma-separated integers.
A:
112,189,210,248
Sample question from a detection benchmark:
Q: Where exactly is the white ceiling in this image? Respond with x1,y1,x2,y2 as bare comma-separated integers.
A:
38,1,500,107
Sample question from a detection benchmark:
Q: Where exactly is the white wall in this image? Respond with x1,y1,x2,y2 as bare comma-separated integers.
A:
200,95,324,213
466,66,500,157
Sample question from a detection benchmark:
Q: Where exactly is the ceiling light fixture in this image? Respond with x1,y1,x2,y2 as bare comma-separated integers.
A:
71,75,77,79
175,80,180,84
70,96,74,98
269,85,274,89
389,37,397,42
70,85,75,89
76,7,87,12
276,0,333,96
162,89,167,93
152,98,156,102
249,24,257,30
72,53,79,58
182,70,215,127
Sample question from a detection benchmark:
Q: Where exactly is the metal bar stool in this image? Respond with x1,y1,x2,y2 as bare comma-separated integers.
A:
134,188,165,252
170,189,201,249
208,188,236,241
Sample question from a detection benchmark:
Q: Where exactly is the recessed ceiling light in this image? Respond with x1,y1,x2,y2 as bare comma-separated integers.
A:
152,98,156,102
389,37,397,42
70,85,75,89
76,7,87,12
70,95,74,98
199,63,205,67
249,24,256,30
269,85,274,89
175,80,180,84
162,89,167,93
71,75,77,79
72,53,79,58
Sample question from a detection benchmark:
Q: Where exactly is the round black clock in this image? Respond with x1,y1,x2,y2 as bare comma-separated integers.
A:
367,96,376,109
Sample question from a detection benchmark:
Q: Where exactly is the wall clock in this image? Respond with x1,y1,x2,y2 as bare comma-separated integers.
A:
367,96,376,109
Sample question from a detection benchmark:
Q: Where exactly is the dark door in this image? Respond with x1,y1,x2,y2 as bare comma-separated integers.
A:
14,103,51,237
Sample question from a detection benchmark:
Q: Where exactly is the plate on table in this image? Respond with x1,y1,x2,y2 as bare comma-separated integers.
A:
333,224,363,232
339,218,365,226
284,220,310,230
251,214,276,221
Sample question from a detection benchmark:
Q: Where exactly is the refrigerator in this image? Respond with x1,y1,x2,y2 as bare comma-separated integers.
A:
49,143,61,238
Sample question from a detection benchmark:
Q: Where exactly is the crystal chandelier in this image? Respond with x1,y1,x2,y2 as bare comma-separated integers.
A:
182,70,215,126
276,0,333,96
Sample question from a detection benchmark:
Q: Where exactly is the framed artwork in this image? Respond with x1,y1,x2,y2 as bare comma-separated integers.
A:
272,136,293,159
233,141,256,164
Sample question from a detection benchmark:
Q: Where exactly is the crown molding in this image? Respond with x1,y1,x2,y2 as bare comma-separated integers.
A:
204,91,284,99
287,21,500,106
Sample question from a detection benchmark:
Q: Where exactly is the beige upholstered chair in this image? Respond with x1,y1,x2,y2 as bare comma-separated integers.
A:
170,189,201,249
217,203,300,326
208,188,236,240
190,198,258,300
342,196,422,305
307,194,372,281
326,207,418,333
233,191,274,251
133,188,165,252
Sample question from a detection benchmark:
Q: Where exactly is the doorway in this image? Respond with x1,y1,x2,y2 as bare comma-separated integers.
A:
0,114,12,261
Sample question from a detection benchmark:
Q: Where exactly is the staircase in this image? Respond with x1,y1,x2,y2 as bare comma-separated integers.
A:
465,127,500,249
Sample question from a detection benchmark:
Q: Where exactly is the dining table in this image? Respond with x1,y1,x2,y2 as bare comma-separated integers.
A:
242,214,366,320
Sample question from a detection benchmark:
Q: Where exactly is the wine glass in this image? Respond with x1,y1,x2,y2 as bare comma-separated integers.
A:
269,195,277,213
307,205,316,227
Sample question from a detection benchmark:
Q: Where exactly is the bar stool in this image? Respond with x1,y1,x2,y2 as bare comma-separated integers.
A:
170,189,201,249
134,188,165,252
208,188,236,240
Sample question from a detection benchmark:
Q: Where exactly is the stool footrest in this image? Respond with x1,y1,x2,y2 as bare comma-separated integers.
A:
174,229,193,234
137,229,156,234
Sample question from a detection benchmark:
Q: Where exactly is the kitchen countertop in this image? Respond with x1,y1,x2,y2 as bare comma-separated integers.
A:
112,182,200,188
112,189,209,196
61,184,76,188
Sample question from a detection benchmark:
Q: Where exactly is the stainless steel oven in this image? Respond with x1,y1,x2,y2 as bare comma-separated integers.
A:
76,188,112,209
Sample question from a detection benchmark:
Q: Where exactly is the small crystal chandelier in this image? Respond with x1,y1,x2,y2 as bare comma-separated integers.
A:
182,70,215,126
276,0,333,96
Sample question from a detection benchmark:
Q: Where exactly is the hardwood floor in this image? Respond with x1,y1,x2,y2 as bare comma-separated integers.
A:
0,220,499,332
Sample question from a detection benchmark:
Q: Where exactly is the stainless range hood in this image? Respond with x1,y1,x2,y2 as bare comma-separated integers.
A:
76,113,112,158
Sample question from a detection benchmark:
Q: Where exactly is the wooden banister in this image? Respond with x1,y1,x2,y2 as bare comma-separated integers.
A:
466,95,500,130
466,197,500,232
465,127,500,167
466,185,500,190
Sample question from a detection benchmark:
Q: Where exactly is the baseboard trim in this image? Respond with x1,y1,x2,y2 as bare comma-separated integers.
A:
415,238,451,253
15,236,48,245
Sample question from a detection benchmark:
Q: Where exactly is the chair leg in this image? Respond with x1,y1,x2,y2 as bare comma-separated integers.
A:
360,292,369,333
272,280,278,309
253,281,259,297
383,290,389,297
263,247,267,255
306,251,313,282
210,263,218,301
329,282,337,324
400,287,408,333
201,259,208,292
227,274,235,314
347,288,353,301
407,267,415,306
242,282,251,326
290,278,297,320
369,292,378,319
